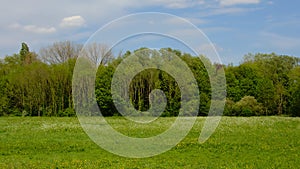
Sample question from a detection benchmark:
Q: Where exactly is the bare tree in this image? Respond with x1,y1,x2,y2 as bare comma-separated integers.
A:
81,43,113,67
39,41,83,64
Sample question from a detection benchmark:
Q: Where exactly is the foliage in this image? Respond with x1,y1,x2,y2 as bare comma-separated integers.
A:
232,96,263,116
0,43,300,116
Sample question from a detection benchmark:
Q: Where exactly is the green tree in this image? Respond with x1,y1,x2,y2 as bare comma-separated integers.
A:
288,67,300,116
20,42,29,62
233,96,263,116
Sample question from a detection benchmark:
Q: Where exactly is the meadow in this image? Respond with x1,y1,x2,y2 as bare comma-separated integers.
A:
0,117,299,168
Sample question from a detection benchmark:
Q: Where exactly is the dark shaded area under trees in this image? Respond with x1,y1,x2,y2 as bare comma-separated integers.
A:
0,42,299,117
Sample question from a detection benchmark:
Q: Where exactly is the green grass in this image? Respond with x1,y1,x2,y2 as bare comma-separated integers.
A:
0,117,299,168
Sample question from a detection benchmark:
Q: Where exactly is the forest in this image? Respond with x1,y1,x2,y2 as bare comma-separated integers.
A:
0,41,299,117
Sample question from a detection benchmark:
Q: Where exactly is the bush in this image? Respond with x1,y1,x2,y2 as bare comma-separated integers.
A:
58,108,76,117
224,99,235,116
240,108,253,117
232,96,263,116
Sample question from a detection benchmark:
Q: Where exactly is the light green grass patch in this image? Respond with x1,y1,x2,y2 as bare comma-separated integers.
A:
0,117,299,168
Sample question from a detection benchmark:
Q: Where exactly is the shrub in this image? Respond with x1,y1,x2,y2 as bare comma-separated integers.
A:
233,96,263,116
58,108,76,117
224,99,235,116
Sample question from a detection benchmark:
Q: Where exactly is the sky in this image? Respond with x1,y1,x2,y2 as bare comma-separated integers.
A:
0,0,299,64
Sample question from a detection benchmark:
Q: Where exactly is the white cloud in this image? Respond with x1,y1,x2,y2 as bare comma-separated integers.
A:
23,25,56,34
165,0,204,9
8,23,21,29
60,15,86,28
219,0,260,6
139,0,205,9
166,2,190,8
199,7,260,17
9,23,56,34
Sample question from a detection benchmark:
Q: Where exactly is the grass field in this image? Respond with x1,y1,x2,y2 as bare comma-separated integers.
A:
0,117,299,168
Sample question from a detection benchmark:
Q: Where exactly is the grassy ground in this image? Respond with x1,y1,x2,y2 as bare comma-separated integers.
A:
0,116,299,168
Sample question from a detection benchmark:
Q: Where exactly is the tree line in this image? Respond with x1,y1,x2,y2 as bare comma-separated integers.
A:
0,42,299,117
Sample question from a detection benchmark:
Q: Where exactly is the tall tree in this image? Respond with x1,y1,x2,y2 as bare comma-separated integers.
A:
81,43,113,67
39,41,82,64
19,42,37,65
19,42,29,62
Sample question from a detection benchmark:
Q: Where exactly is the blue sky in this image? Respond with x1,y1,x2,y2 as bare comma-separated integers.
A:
0,0,299,64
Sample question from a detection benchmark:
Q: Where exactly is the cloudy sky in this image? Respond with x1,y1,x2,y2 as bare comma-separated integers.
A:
1,0,299,64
